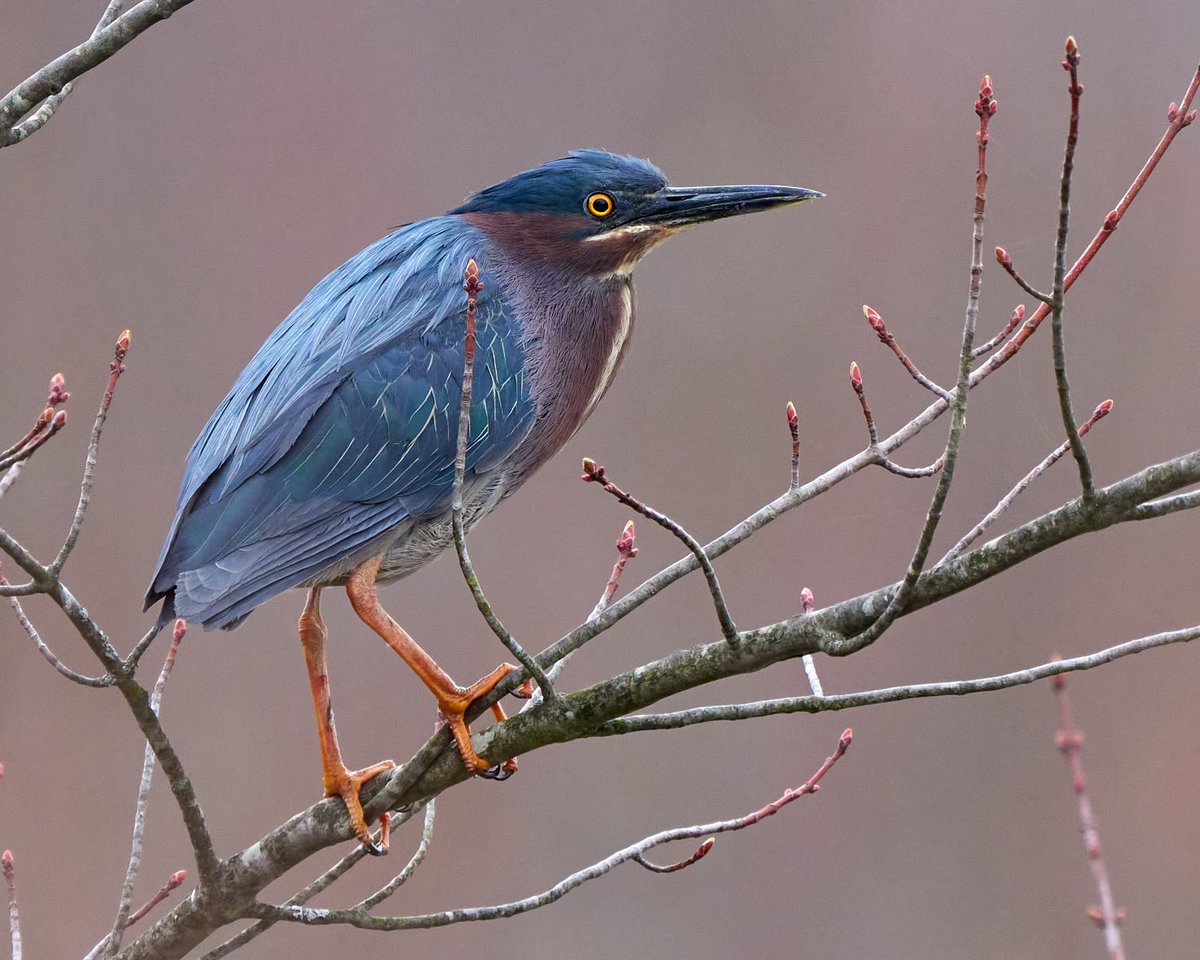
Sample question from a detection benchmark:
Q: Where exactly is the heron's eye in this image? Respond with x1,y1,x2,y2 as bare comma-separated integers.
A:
586,192,615,218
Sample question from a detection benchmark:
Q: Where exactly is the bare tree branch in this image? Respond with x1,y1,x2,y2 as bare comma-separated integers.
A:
6,1,127,144
0,1,198,147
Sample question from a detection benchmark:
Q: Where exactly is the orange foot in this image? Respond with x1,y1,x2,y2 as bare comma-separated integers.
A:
324,759,396,853
437,662,520,775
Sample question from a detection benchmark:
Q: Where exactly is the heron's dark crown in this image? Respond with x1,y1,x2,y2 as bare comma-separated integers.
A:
450,150,667,220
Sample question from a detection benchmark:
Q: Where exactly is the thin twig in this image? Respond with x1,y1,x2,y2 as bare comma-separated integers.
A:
862,305,952,398
1051,37,1096,500
940,398,1113,563
124,618,169,673
799,587,824,697
246,731,852,931
449,259,556,699
84,870,186,960
589,521,638,624
2,851,19,960
0,411,68,473
995,247,1053,304
50,330,131,576
104,619,187,957
0,574,114,686
633,837,715,873
849,362,878,445
526,520,639,711
357,798,436,910
970,303,1025,359
124,870,187,929
595,623,1200,735
1052,669,1126,960
849,363,942,477
0,373,68,464
582,458,739,645
786,401,801,490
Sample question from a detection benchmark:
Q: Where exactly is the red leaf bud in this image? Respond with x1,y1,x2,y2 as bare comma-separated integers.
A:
616,520,638,557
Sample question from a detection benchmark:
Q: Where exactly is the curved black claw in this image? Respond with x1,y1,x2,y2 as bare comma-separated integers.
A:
362,838,387,857
480,763,516,781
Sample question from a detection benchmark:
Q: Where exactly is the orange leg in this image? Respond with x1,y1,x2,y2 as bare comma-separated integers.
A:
299,587,395,850
346,554,517,775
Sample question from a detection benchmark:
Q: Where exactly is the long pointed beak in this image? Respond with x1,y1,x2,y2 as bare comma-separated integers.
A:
638,183,824,228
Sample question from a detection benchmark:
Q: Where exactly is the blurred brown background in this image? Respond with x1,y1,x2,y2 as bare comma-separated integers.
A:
2,1,1199,957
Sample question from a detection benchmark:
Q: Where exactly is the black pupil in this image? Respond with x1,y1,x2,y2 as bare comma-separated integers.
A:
593,195,610,214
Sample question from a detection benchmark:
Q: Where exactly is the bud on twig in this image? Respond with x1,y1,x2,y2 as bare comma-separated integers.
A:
863,305,886,340
616,520,638,559
47,372,69,407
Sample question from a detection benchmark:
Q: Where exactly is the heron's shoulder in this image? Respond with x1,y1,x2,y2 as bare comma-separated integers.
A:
172,216,501,508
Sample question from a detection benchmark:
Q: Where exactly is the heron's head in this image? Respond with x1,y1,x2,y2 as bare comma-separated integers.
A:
452,150,822,277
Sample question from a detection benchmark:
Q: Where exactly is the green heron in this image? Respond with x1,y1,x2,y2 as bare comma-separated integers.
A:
146,150,821,846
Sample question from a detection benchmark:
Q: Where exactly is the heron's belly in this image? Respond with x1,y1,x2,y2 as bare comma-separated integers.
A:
304,473,511,587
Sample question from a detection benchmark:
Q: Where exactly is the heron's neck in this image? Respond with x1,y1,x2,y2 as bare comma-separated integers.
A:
499,257,636,463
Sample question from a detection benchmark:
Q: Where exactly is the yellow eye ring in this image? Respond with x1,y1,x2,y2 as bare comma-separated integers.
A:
586,192,615,218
